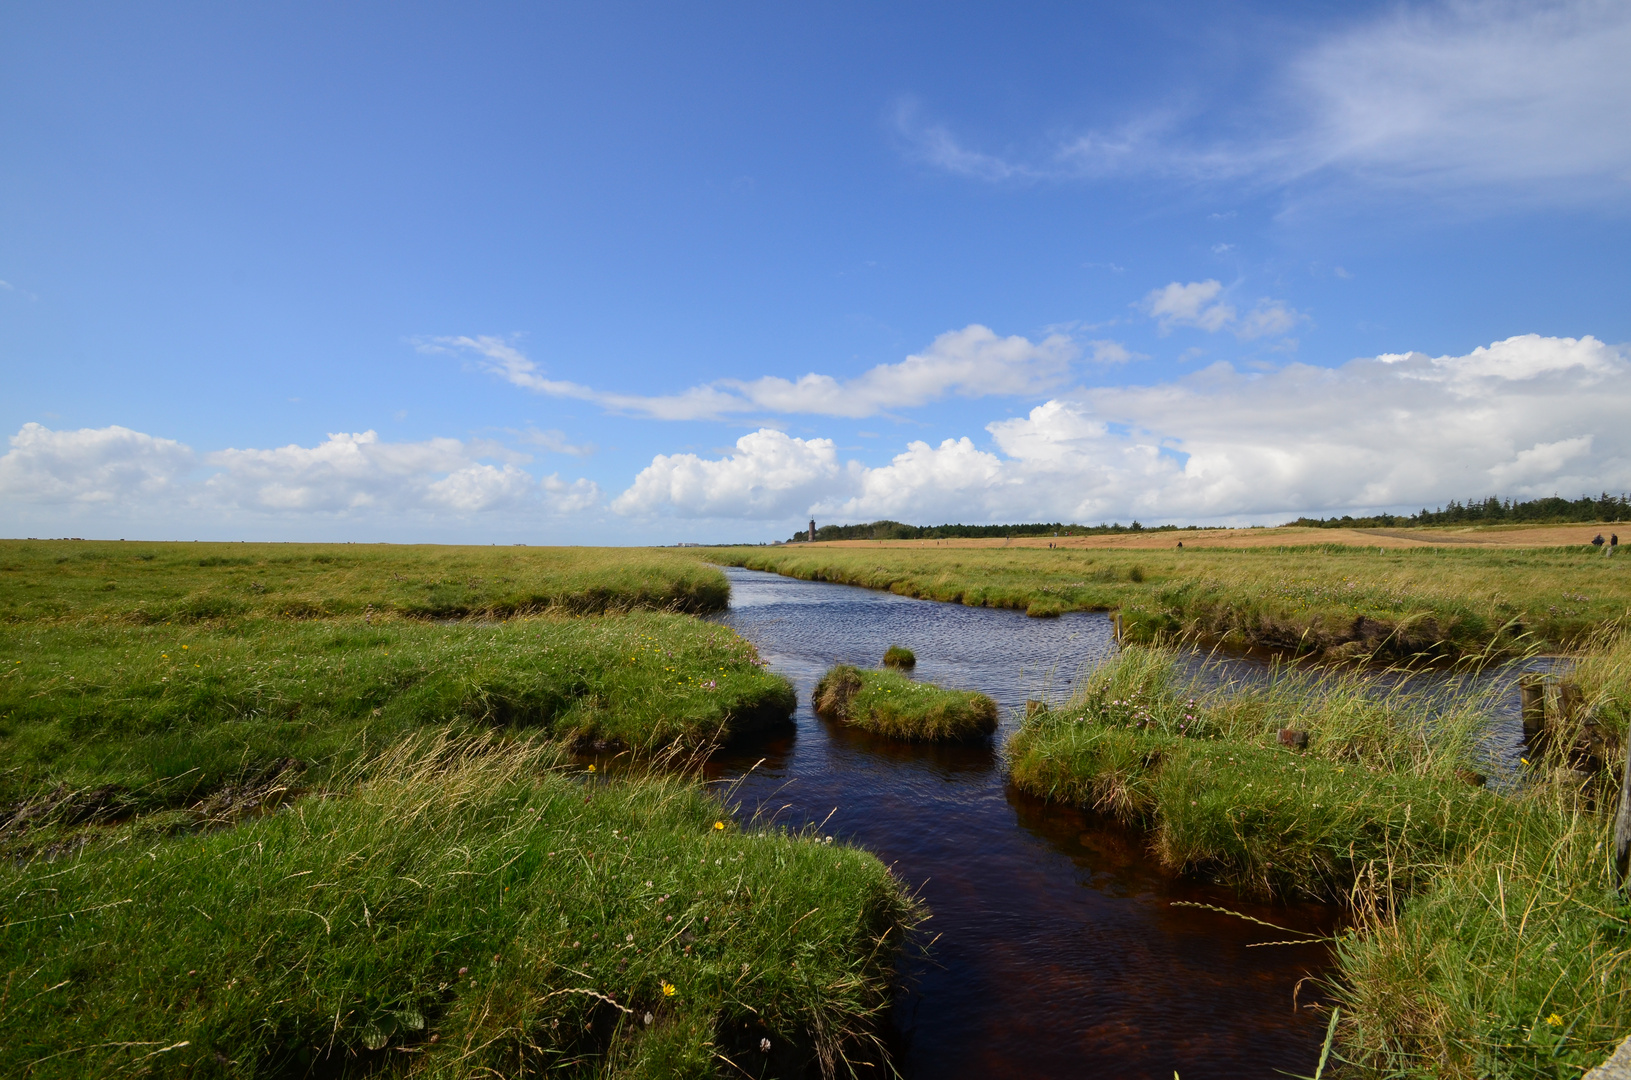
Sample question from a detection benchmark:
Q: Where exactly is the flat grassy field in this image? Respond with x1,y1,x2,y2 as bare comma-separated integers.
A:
0,738,917,1078
812,664,998,742
0,611,793,844
1007,641,1631,1077
712,538,1631,658
0,539,729,623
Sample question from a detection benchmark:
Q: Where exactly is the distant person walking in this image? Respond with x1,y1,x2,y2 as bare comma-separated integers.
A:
1611,533,1620,557
1593,533,1605,550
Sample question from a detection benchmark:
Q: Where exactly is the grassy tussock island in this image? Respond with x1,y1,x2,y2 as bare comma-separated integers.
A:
0,737,919,1078
1008,641,1631,1077
0,540,730,623
0,612,794,843
710,541,1631,659
813,665,998,742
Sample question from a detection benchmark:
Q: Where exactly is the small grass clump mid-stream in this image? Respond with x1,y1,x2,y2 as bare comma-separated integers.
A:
0,736,919,1079
813,665,998,742
1008,641,1631,1077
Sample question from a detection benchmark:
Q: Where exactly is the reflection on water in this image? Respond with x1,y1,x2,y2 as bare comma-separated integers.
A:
706,567,1336,1079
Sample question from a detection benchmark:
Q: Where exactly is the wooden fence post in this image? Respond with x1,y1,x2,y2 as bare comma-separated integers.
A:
1519,674,1546,744
1615,728,1631,891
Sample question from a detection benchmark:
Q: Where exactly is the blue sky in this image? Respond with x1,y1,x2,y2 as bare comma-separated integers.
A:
3,1,1628,543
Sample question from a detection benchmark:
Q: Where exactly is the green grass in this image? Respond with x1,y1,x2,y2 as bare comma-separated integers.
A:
812,665,997,742
1336,780,1630,1079
1326,632,1631,1078
880,645,914,669
0,612,793,845
0,736,919,1079
1005,646,1502,899
1007,642,1631,1077
0,540,729,624
710,542,1631,658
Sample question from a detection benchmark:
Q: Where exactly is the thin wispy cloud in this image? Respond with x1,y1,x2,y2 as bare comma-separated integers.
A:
896,0,1631,207
515,427,597,458
424,326,1081,421
1142,280,1302,340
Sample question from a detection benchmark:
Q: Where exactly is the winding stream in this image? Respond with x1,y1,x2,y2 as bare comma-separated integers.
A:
705,567,1338,1079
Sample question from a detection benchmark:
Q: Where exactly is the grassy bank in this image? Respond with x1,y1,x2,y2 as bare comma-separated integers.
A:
0,737,918,1078
0,539,729,623
711,542,1631,659
1336,783,1628,1078
813,665,998,742
0,611,793,848
1006,646,1502,899
1007,643,1631,1076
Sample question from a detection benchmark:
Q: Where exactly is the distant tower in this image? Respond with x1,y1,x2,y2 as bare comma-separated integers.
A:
809,519,816,542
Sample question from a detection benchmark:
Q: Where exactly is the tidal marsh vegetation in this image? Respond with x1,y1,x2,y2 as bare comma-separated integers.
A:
0,736,918,1078
881,645,915,669
1008,642,1631,1077
1,541,915,1078
0,539,730,623
813,664,998,742
0,612,792,845
713,540,1631,659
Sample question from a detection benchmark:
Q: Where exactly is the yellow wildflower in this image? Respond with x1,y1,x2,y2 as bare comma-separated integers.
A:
661,981,676,997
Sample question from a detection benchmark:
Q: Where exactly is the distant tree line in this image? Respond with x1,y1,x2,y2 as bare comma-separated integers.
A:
1288,493,1631,529
785,519,1187,543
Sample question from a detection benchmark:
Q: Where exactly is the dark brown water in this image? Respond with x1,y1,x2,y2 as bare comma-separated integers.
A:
706,567,1338,1079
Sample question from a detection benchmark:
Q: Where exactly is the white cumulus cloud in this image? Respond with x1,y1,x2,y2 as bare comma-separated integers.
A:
1,424,601,532
612,334,1631,524
613,429,843,518
0,422,195,504
204,431,543,514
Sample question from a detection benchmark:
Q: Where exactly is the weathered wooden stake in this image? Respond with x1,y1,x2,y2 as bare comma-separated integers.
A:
1111,612,1123,644
1519,674,1546,742
1614,727,1631,892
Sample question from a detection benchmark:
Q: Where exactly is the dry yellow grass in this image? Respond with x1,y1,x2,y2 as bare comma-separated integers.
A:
791,520,1631,552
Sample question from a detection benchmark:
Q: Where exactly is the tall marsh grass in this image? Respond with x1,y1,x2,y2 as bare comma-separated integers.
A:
0,734,919,1078
1337,775,1631,1078
1011,639,1631,1076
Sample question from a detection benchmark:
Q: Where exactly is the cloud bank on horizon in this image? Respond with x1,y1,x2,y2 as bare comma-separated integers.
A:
7,333,1625,538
